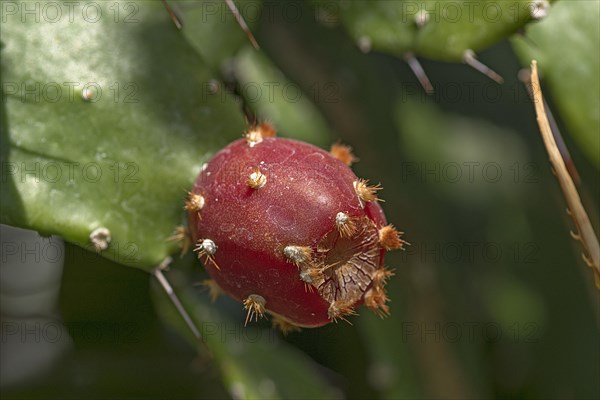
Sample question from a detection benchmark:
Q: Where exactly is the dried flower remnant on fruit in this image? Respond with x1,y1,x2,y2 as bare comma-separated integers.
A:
90,227,111,252
243,294,266,325
187,124,407,328
317,216,381,310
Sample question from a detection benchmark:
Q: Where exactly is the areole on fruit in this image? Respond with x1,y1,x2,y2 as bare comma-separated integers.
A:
185,122,406,329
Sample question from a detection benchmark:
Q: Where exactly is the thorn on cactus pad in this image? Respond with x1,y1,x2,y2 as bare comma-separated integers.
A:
335,212,358,238
356,35,372,53
378,225,407,250
414,10,429,27
243,294,266,326
530,0,550,20
354,179,383,206
194,238,220,270
271,315,302,335
184,192,205,213
247,169,267,189
404,52,434,94
81,87,96,102
157,256,173,271
161,0,183,29
330,143,358,166
90,227,111,252
223,0,260,50
463,50,504,84
200,279,222,303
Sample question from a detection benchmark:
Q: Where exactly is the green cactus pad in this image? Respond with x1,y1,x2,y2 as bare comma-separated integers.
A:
1,0,245,270
512,0,600,167
318,0,554,61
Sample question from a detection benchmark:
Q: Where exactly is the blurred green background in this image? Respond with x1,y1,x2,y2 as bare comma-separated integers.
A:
1,1,598,399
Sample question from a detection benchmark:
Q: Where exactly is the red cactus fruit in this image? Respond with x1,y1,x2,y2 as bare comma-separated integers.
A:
186,123,406,329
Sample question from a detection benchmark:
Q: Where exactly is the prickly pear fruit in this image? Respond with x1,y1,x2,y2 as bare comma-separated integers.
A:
187,123,405,328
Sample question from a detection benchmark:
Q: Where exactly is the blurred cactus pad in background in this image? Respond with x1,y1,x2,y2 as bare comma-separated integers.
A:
1,1,599,399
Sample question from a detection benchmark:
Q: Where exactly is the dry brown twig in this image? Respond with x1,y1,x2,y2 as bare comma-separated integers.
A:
529,60,600,288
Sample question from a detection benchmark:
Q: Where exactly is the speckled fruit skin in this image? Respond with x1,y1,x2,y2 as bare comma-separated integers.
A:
189,136,392,327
